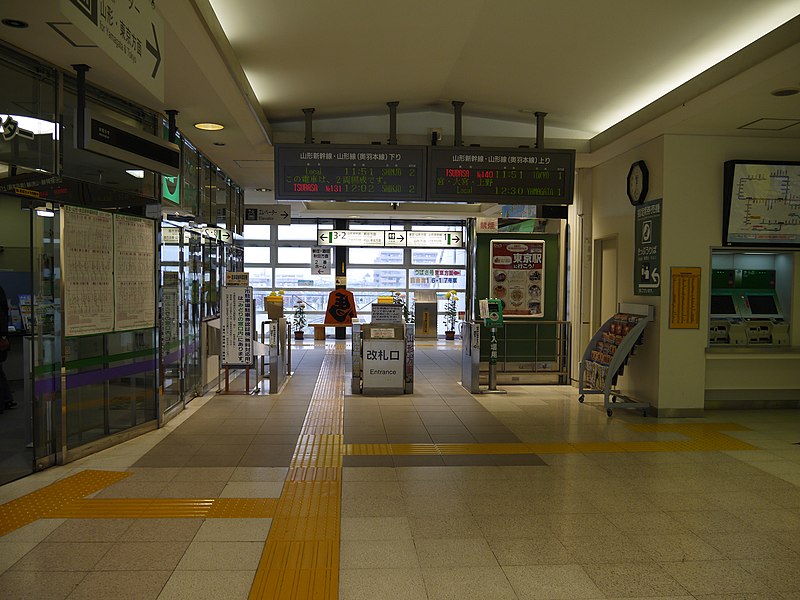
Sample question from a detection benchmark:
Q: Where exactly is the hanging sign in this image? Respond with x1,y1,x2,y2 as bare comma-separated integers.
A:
312,247,332,275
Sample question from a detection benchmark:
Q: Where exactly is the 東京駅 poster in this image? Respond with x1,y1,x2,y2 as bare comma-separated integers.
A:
490,240,545,317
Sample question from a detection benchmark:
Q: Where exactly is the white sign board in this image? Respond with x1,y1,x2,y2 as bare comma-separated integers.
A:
319,229,464,248
221,286,253,366
203,227,233,242
405,231,463,248
318,229,385,247
62,205,115,336
226,272,250,286
362,339,405,390
161,285,180,357
114,214,156,331
244,205,292,225
371,303,404,323
162,227,181,244
312,247,332,275
60,0,165,101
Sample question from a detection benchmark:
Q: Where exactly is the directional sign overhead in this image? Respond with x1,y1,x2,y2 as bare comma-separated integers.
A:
243,205,292,225
405,231,462,248
318,230,463,248
60,0,165,102
203,227,233,242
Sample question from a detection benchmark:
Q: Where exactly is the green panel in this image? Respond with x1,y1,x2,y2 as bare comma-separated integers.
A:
741,269,775,290
711,269,736,289
476,232,559,362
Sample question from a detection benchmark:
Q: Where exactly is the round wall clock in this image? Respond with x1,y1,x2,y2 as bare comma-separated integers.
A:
626,160,649,205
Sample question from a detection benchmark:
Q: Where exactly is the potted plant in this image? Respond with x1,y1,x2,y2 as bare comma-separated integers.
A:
293,300,307,340
443,291,458,340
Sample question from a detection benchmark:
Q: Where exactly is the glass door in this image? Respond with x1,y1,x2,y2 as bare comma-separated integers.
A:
160,225,183,412
183,230,203,399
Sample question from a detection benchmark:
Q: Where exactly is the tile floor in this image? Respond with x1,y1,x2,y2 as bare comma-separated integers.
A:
0,340,799,599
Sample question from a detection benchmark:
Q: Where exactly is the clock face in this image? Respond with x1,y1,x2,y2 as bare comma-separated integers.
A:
627,161,648,205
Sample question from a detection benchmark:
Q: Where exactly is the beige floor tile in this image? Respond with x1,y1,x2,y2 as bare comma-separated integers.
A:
736,559,800,593
503,564,605,599
659,560,772,595
174,541,263,571
340,539,419,569
124,467,180,482
157,570,254,600
488,537,573,566
476,514,552,539
415,538,498,567
342,467,398,481
342,480,403,498
403,494,472,516
341,494,407,517
0,541,36,573
340,516,412,540
0,519,65,543
583,562,688,597
0,570,86,600
193,518,272,542
629,532,724,562
665,510,751,534
219,481,284,498
94,481,170,499
410,514,483,539
422,566,518,600
560,534,645,564
44,519,134,543
119,518,203,542
67,570,171,599
11,542,112,571
95,541,189,571
339,567,427,600
229,466,288,481
157,481,226,498
171,467,235,482
701,532,800,560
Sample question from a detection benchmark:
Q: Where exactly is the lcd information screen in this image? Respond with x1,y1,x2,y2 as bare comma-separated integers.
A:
275,144,426,201
710,294,737,315
747,294,778,315
428,147,575,204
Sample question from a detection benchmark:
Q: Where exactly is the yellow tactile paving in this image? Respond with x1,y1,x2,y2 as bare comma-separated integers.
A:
249,348,346,600
0,470,131,536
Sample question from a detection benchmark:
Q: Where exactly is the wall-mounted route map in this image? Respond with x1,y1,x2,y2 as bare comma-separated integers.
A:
726,163,800,245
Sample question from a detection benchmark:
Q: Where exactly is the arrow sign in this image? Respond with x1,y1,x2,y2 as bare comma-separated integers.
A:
146,24,161,79
60,0,165,102
243,204,292,225
312,247,332,275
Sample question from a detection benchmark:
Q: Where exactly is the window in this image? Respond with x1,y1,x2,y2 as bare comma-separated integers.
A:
349,248,403,265
243,247,270,263
278,247,311,263
278,223,328,241
243,224,271,240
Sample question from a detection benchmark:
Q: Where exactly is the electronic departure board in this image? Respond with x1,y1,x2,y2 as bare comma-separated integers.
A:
275,144,426,201
428,147,576,204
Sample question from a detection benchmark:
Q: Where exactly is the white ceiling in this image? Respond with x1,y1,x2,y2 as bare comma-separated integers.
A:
1,0,800,217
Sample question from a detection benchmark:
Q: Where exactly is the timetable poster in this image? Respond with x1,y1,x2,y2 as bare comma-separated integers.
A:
62,205,115,337
490,240,545,317
114,214,156,331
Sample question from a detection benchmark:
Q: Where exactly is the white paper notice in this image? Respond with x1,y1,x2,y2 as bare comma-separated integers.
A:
62,205,114,337
114,214,156,331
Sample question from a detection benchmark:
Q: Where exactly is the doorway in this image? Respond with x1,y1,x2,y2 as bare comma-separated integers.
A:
592,236,618,332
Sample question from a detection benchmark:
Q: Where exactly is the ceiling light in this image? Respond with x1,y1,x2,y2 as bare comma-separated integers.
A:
213,141,226,146
2,18,29,28
194,122,224,131
255,188,271,192
126,169,145,178
771,87,799,97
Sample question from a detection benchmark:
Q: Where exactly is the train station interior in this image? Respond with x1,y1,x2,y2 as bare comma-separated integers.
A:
1,2,800,599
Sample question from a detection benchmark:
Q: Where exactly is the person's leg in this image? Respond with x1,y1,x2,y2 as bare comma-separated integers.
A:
0,364,15,409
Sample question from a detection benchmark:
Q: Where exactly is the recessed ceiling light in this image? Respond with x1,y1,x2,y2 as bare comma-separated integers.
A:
194,122,224,131
213,142,226,146
2,18,29,28
126,169,145,178
255,187,272,192
771,87,799,97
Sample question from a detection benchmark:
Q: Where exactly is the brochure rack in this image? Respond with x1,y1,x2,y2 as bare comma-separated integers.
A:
578,303,654,416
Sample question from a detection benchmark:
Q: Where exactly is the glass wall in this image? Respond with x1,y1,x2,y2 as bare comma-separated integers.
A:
242,221,467,333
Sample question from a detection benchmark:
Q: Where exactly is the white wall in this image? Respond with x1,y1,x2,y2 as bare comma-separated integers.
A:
581,133,799,414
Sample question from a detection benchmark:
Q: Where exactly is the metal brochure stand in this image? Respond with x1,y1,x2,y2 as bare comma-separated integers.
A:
578,303,654,416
